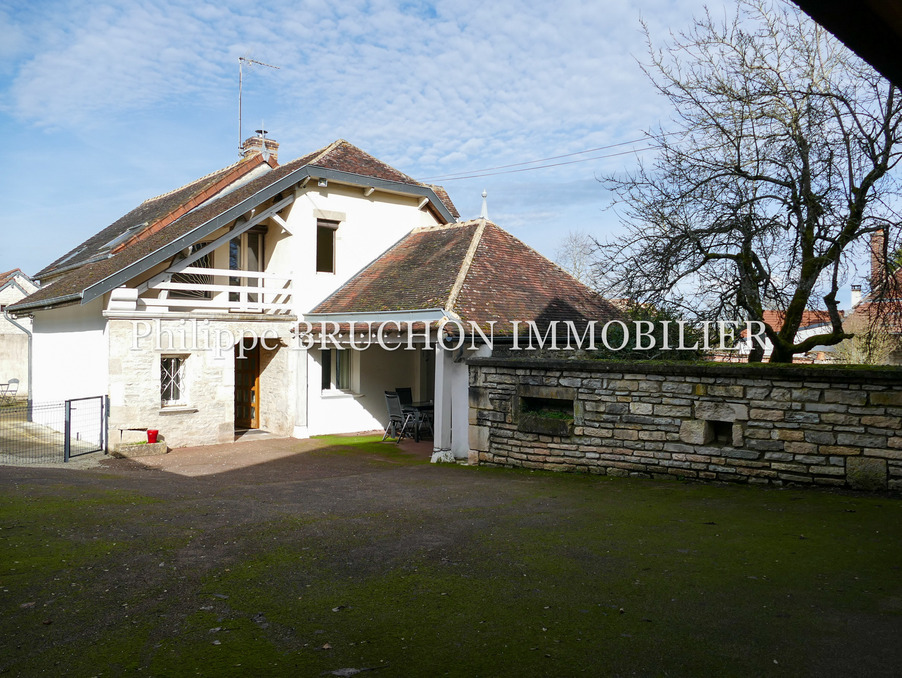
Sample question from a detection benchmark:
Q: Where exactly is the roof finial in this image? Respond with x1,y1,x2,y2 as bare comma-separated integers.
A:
480,189,488,220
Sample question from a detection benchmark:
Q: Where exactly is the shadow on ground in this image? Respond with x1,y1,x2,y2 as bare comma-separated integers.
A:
1,434,901,677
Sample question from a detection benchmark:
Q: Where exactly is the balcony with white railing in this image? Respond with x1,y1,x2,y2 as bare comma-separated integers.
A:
137,267,295,315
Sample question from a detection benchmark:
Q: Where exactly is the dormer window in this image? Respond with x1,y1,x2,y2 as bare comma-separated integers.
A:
316,219,339,273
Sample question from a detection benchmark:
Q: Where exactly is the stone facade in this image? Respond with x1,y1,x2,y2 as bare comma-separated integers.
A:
107,317,296,449
468,359,902,492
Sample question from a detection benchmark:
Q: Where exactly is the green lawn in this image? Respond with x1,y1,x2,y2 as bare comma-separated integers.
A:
1,437,900,676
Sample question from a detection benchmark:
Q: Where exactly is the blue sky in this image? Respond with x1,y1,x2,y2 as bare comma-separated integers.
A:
2,0,729,280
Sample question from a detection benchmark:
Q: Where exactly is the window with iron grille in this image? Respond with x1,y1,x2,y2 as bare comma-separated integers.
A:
161,356,186,406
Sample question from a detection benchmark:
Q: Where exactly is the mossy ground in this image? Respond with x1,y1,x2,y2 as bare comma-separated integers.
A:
1,437,900,676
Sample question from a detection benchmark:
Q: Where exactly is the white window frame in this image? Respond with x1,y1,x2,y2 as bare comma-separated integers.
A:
316,219,339,274
321,348,353,393
160,355,188,407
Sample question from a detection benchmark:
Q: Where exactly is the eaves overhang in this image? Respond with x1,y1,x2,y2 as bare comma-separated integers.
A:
301,308,453,325
8,292,83,314
304,165,456,223
791,0,902,87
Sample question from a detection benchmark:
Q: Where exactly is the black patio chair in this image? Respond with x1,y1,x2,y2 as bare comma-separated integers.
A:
383,391,416,443
395,387,413,408
395,386,433,441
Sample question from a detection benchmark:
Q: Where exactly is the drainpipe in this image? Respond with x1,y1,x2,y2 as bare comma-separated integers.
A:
3,307,32,420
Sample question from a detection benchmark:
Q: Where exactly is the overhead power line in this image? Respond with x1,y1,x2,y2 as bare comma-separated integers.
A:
421,137,653,181
420,145,656,182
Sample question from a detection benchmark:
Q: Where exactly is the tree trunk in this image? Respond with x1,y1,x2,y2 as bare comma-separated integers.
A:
747,343,765,363
769,345,795,364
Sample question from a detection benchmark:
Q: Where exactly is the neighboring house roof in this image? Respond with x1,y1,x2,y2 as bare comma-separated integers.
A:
760,309,843,333
847,267,902,333
312,219,620,333
0,269,26,288
0,269,37,296
12,140,458,314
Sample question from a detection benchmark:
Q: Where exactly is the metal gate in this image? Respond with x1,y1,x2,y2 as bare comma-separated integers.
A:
0,396,108,464
64,396,108,461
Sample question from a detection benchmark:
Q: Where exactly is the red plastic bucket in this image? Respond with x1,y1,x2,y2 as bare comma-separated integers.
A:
147,430,159,444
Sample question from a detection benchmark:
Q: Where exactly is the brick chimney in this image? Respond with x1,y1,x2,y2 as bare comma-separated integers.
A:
870,228,886,290
241,134,279,165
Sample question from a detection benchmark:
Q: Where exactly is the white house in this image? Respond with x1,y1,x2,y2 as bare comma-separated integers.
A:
734,309,845,363
10,137,618,459
0,269,39,397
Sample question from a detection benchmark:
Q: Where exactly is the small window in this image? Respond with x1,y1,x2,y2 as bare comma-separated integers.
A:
316,220,338,273
321,349,350,390
161,356,186,406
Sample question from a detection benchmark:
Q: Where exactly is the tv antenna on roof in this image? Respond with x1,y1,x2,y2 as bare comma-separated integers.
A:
238,56,280,157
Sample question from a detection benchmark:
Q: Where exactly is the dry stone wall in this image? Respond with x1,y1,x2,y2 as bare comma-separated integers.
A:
468,359,902,492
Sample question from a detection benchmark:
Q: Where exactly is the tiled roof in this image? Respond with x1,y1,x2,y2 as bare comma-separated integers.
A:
456,223,619,330
761,309,842,332
14,140,459,313
0,268,35,291
315,223,480,313
422,184,460,220
0,269,22,287
35,155,271,280
313,220,620,332
14,156,312,310
308,140,419,184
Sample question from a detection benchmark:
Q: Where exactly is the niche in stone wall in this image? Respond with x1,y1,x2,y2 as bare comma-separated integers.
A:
516,384,581,437
679,401,748,447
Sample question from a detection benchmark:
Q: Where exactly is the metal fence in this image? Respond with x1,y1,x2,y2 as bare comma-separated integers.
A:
0,396,108,464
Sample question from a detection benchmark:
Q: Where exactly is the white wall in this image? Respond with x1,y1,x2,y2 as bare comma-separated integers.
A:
305,345,421,436
1,277,38,394
31,298,108,404
270,185,443,314
449,356,471,458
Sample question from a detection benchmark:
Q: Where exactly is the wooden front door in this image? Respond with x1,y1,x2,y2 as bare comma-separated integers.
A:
235,342,261,429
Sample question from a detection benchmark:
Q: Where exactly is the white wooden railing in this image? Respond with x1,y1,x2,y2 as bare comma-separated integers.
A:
140,267,294,314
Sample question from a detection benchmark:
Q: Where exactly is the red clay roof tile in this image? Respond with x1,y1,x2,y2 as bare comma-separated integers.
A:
313,220,620,332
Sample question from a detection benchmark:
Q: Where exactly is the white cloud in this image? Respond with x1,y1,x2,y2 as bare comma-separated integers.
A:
0,0,729,276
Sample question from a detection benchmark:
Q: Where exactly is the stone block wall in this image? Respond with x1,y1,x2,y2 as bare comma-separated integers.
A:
108,317,295,449
468,359,902,492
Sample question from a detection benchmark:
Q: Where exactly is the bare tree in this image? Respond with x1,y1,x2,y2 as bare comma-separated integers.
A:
596,0,902,363
555,230,596,286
